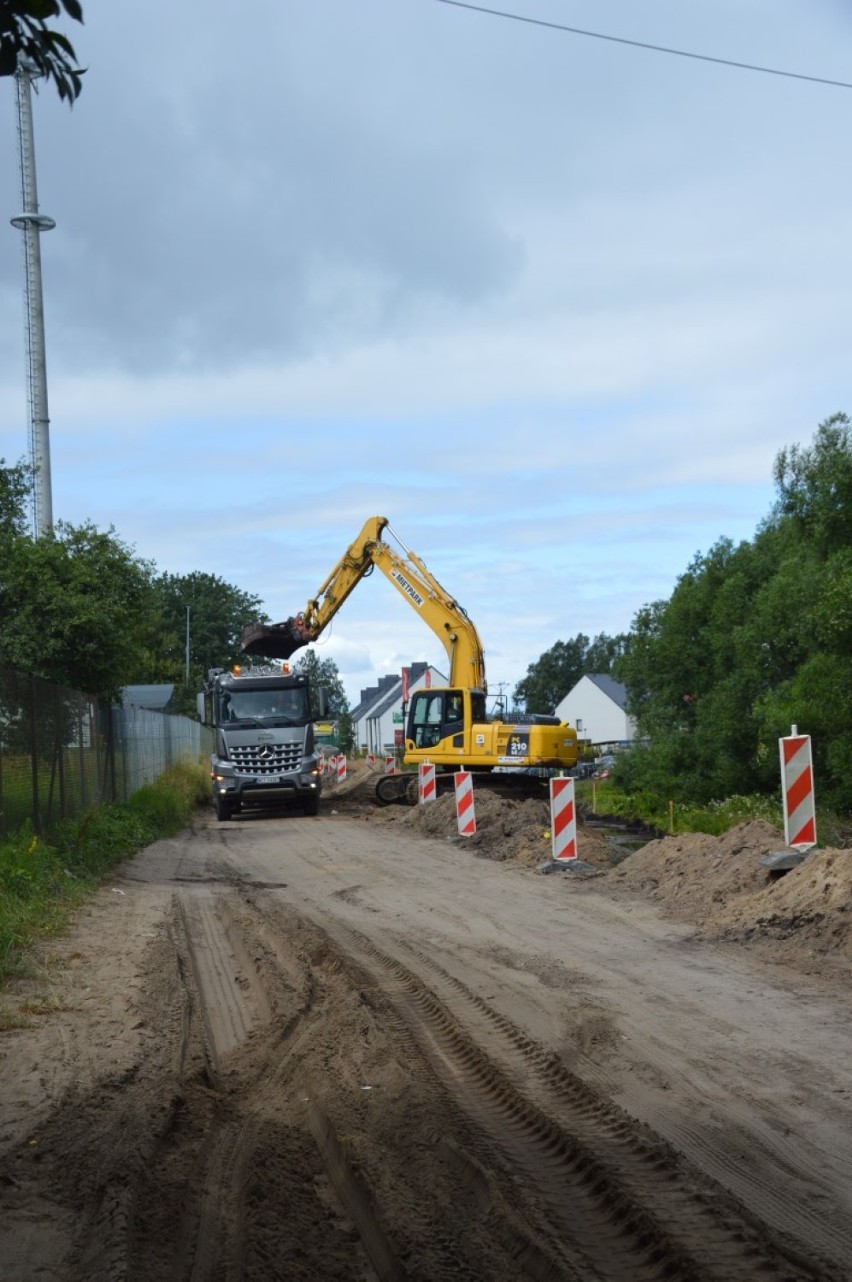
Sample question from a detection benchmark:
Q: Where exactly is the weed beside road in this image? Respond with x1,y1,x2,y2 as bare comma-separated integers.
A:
577,777,850,847
0,761,209,987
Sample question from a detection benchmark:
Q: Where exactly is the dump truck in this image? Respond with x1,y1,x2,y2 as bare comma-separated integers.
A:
198,663,327,820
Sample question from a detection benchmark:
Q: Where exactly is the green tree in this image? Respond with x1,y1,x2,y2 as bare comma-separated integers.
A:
616,537,781,802
772,412,852,557
294,649,349,720
337,709,355,755
0,1,85,102
143,571,268,703
0,457,33,541
616,412,852,808
0,520,154,700
514,632,629,713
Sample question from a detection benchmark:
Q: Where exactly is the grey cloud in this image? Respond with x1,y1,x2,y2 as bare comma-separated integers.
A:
2,0,528,378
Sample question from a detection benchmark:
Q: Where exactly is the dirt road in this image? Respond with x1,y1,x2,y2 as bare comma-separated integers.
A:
1,790,851,1280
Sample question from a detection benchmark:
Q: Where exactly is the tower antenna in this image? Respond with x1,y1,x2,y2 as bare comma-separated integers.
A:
11,59,55,538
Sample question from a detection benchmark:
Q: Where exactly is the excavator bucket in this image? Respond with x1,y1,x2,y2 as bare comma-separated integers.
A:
240,618,311,660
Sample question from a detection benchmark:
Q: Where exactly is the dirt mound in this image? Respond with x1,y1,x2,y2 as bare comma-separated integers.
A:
606,820,784,906
714,844,852,956
399,790,556,864
607,820,852,965
340,783,614,867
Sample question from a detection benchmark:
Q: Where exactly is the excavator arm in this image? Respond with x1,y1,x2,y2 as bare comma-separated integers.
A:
240,516,488,691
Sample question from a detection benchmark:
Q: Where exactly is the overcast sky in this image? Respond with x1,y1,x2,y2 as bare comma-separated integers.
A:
1,0,849,708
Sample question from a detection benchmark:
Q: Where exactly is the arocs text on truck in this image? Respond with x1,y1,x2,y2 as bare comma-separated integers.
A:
198,665,327,820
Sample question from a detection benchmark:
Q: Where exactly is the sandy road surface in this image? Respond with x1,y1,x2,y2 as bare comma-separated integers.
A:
1,801,851,1281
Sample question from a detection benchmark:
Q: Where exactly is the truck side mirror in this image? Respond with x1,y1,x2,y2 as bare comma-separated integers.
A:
196,692,206,722
317,687,330,718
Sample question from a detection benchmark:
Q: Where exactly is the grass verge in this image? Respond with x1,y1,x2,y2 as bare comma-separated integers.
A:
577,778,849,846
0,760,209,989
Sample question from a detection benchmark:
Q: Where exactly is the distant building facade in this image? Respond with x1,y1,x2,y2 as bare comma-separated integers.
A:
554,674,635,749
350,662,446,756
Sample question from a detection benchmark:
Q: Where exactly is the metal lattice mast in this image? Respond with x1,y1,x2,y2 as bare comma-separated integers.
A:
11,60,55,538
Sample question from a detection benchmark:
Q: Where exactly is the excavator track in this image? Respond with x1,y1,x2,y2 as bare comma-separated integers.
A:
374,770,557,807
375,773,419,806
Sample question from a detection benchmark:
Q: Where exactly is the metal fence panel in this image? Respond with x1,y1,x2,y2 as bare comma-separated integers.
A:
0,668,213,838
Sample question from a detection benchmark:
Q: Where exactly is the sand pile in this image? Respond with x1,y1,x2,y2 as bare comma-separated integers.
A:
606,820,851,963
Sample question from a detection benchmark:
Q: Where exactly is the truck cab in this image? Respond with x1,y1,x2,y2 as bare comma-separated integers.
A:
199,666,327,820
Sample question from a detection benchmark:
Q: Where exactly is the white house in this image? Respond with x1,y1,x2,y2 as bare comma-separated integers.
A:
554,674,635,750
351,662,446,757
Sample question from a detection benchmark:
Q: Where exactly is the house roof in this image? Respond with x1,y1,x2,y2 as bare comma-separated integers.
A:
350,674,399,722
585,673,628,710
352,662,432,722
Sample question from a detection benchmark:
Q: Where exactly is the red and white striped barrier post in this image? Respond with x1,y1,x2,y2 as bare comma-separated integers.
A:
367,753,376,767
337,754,347,783
550,776,577,862
780,726,816,850
418,761,436,804
454,770,476,836
384,755,396,775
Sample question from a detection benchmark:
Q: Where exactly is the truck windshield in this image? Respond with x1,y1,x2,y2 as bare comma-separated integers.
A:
220,688,309,725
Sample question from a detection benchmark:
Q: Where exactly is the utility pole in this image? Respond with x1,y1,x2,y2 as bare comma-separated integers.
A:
11,60,55,538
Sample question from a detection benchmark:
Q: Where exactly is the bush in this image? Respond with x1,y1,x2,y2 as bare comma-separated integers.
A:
0,760,209,982
578,777,786,837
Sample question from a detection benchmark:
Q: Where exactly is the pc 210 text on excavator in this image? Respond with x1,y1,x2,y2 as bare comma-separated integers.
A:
240,517,579,805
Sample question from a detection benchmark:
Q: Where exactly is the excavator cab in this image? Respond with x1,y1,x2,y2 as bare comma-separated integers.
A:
407,688,487,754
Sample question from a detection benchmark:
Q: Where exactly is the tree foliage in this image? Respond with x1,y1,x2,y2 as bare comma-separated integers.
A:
0,469,269,707
0,1,85,102
294,649,349,720
337,709,355,755
615,413,852,810
141,571,267,700
0,520,153,700
0,457,33,541
772,412,852,556
513,632,630,713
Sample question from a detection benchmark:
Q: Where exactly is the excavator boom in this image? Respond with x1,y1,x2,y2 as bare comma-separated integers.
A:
241,516,487,691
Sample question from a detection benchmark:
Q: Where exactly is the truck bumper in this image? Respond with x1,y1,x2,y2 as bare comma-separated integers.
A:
211,760,322,810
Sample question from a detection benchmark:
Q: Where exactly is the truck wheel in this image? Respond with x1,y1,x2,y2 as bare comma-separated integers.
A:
215,795,235,821
302,791,321,816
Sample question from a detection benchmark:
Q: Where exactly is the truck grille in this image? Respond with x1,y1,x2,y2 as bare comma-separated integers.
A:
230,743,303,776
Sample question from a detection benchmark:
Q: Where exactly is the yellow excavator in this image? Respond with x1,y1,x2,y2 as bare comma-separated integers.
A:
241,516,578,802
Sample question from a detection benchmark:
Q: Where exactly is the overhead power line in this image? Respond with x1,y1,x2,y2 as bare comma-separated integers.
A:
431,0,852,91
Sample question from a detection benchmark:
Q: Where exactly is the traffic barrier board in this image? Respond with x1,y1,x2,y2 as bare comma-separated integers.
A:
550,776,577,861
337,755,347,783
454,770,476,836
384,755,396,774
418,762,436,804
780,728,816,850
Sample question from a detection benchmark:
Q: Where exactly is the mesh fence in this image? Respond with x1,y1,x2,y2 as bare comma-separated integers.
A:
0,668,214,838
